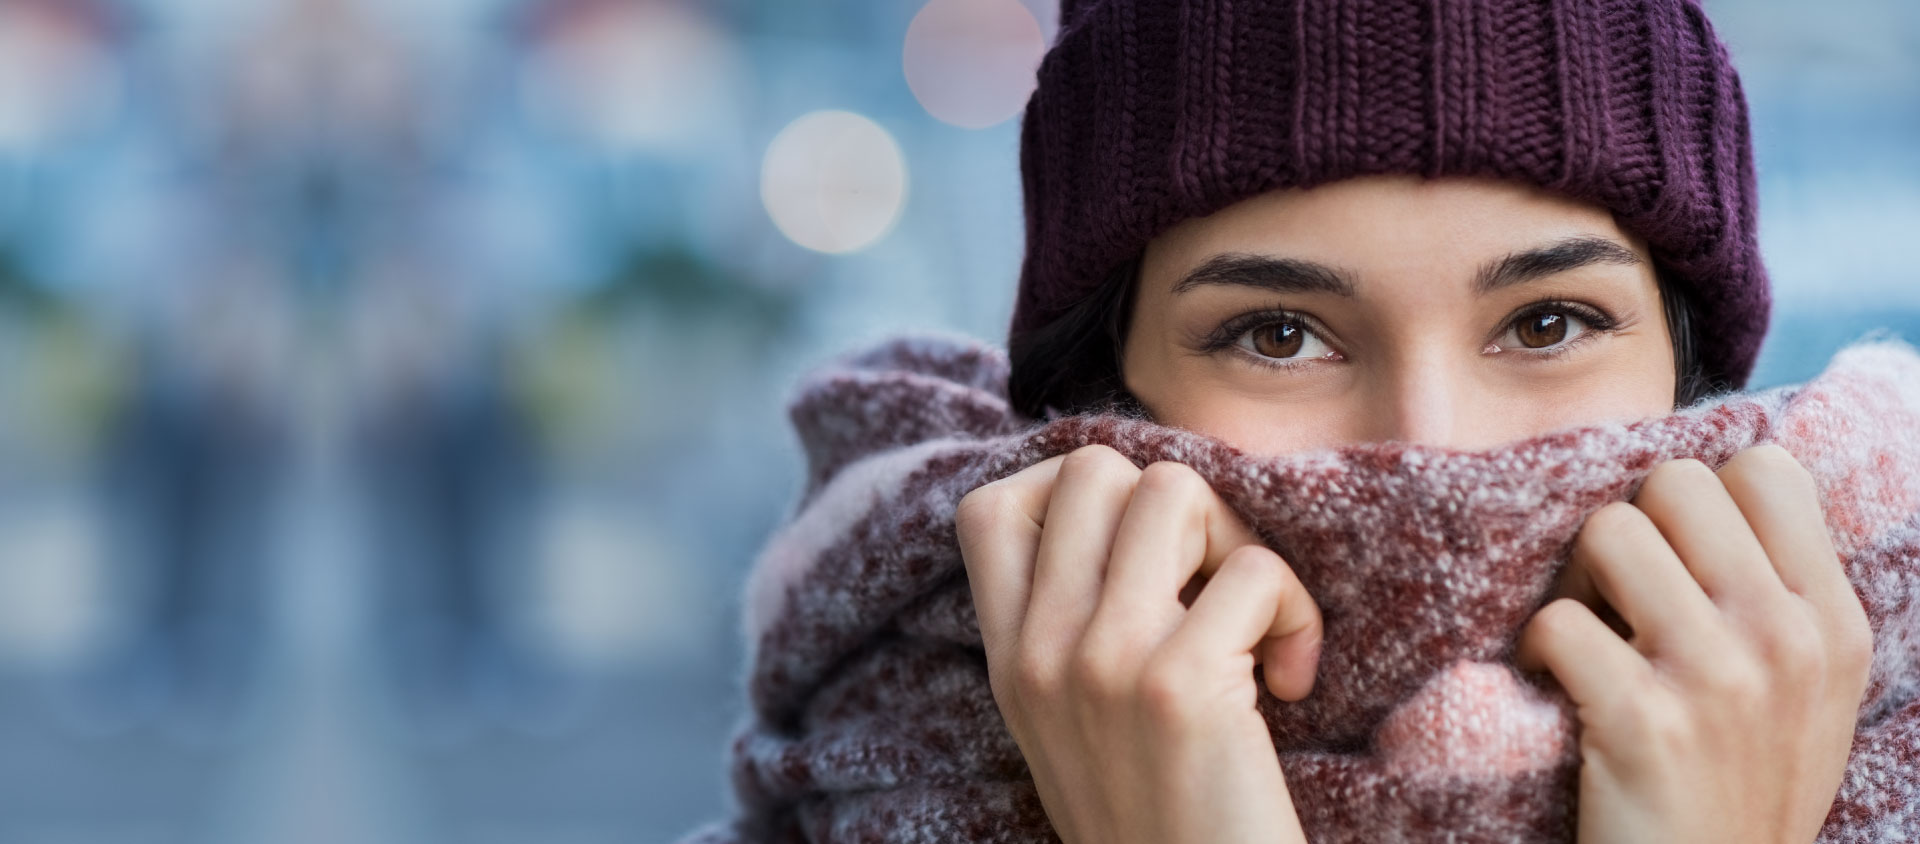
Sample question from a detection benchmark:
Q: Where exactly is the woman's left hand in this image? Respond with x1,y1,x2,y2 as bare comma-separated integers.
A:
1516,443,1874,844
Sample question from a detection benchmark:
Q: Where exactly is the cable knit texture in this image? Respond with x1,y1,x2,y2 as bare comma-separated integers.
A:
679,333,1920,843
1012,0,1769,390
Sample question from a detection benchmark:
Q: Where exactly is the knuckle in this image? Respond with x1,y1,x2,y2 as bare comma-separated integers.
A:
1753,606,1827,675
1737,442,1809,479
954,485,1009,534
1529,598,1591,642
1619,692,1693,752
1136,460,1206,497
1222,546,1286,600
1061,444,1137,485
1244,552,1290,613
1596,666,1685,738
1579,501,1648,542
1009,648,1061,699
1536,596,1583,629
1779,631,1830,678
1662,456,1717,482
1067,642,1130,699
1725,443,1821,498
1135,658,1201,724
1642,457,1717,498
1574,502,1635,533
1697,654,1768,701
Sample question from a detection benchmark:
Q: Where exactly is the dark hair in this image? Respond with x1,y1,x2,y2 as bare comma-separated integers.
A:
1009,254,1719,421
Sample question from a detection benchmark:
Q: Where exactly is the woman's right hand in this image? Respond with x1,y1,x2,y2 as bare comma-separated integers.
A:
955,444,1325,844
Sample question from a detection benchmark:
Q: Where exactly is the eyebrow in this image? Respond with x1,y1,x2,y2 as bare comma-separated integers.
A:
1473,235,1643,294
1171,253,1356,296
1170,235,1643,298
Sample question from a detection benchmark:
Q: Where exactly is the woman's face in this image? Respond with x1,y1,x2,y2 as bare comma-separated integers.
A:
1122,173,1677,457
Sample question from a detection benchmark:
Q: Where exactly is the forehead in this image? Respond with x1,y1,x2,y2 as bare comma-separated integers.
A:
1141,173,1647,291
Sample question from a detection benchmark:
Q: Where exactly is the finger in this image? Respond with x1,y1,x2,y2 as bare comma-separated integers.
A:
1715,444,1848,604
1156,545,1323,702
1024,446,1141,653
1633,457,1782,602
1516,597,1654,714
956,454,1066,653
1563,502,1721,652
1716,445,1874,680
1251,550,1324,702
1545,547,1632,640
1084,460,1268,655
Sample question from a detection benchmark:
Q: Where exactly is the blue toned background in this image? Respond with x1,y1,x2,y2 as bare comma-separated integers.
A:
0,0,1911,841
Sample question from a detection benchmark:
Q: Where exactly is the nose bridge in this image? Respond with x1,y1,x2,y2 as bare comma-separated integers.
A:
1371,346,1467,448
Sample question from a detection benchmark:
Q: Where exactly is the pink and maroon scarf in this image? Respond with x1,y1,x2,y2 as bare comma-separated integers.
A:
679,334,1920,843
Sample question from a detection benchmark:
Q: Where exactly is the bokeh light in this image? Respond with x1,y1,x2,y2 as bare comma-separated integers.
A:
0,0,121,149
528,502,697,667
518,0,744,154
759,109,907,255
902,0,1045,129
0,498,107,666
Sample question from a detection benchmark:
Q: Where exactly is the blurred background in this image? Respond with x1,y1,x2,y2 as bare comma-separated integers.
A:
0,0,1911,841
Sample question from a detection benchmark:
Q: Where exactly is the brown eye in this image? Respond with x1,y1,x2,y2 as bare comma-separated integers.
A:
1251,322,1306,358
1514,312,1569,348
1491,304,1614,359
1225,313,1337,367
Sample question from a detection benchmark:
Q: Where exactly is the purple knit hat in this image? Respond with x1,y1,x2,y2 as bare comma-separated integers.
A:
1012,0,1769,390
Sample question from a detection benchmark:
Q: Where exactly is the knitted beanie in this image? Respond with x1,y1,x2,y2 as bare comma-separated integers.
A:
1012,0,1769,391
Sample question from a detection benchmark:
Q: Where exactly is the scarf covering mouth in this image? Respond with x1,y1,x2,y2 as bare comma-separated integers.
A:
678,334,1920,844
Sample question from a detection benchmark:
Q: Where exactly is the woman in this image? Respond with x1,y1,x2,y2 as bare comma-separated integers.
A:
958,174,1871,844
677,0,1920,842
955,0,1872,841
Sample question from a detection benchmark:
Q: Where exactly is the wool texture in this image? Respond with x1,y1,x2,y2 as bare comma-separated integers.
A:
678,333,1920,843
1013,0,1769,390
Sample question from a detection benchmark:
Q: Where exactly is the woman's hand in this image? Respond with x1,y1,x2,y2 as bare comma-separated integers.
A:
955,444,1324,844
1517,444,1874,844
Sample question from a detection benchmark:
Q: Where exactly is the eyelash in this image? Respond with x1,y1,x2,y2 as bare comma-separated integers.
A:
1198,301,1623,371
1497,301,1621,359
1198,309,1336,371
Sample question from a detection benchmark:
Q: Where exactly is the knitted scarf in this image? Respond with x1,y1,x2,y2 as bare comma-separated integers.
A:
679,334,1920,844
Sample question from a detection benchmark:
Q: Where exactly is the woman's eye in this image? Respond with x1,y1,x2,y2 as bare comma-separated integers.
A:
1235,319,1333,360
1504,309,1589,350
